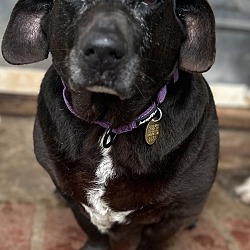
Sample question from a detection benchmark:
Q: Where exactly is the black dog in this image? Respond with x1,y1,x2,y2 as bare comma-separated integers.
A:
2,0,219,249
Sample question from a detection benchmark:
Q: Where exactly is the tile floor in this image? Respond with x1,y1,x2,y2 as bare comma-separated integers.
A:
0,115,250,250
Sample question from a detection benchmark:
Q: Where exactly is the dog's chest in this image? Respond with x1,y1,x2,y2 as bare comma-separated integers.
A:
82,138,134,233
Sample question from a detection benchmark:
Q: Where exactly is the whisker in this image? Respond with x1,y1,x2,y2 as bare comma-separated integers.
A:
139,71,155,84
55,60,68,64
134,82,146,99
141,58,162,63
50,49,71,51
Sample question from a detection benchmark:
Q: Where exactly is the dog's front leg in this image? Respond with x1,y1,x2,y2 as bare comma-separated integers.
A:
109,225,142,250
69,202,110,250
81,241,110,250
137,219,183,250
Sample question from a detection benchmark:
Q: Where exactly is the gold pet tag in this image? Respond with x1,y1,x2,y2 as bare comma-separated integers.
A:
145,119,161,145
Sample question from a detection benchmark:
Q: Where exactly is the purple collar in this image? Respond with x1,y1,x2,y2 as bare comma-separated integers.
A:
62,68,179,146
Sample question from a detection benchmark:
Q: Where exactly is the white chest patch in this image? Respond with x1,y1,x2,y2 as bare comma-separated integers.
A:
82,135,133,233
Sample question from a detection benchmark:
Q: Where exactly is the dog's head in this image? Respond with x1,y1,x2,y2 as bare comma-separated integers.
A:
2,0,215,109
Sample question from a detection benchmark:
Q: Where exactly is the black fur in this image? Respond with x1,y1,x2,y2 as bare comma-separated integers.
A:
2,0,219,249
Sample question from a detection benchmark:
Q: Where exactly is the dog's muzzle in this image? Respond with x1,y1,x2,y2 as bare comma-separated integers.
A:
77,12,130,94
68,9,139,99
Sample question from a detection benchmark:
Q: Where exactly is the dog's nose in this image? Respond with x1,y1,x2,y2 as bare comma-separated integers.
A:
82,32,126,72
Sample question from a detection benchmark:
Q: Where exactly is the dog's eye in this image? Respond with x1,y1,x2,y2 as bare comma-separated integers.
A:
142,0,160,6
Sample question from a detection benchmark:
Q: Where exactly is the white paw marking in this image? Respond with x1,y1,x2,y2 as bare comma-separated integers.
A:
82,135,133,233
235,176,250,205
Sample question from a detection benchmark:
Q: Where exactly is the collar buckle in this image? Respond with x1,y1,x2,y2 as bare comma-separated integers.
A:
103,129,118,148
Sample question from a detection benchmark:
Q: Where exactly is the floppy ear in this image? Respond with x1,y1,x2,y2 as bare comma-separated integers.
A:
176,0,216,73
1,0,53,65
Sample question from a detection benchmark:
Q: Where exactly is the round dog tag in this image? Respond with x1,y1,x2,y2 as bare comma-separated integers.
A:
145,107,162,145
145,119,161,145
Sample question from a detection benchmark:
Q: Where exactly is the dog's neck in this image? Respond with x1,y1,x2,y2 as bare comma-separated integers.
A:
62,68,179,133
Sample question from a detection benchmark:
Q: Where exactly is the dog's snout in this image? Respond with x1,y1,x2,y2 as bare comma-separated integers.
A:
83,33,126,71
80,14,128,73
70,11,136,98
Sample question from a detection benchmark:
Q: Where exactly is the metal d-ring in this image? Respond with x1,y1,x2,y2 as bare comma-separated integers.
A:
152,107,163,122
103,128,118,148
